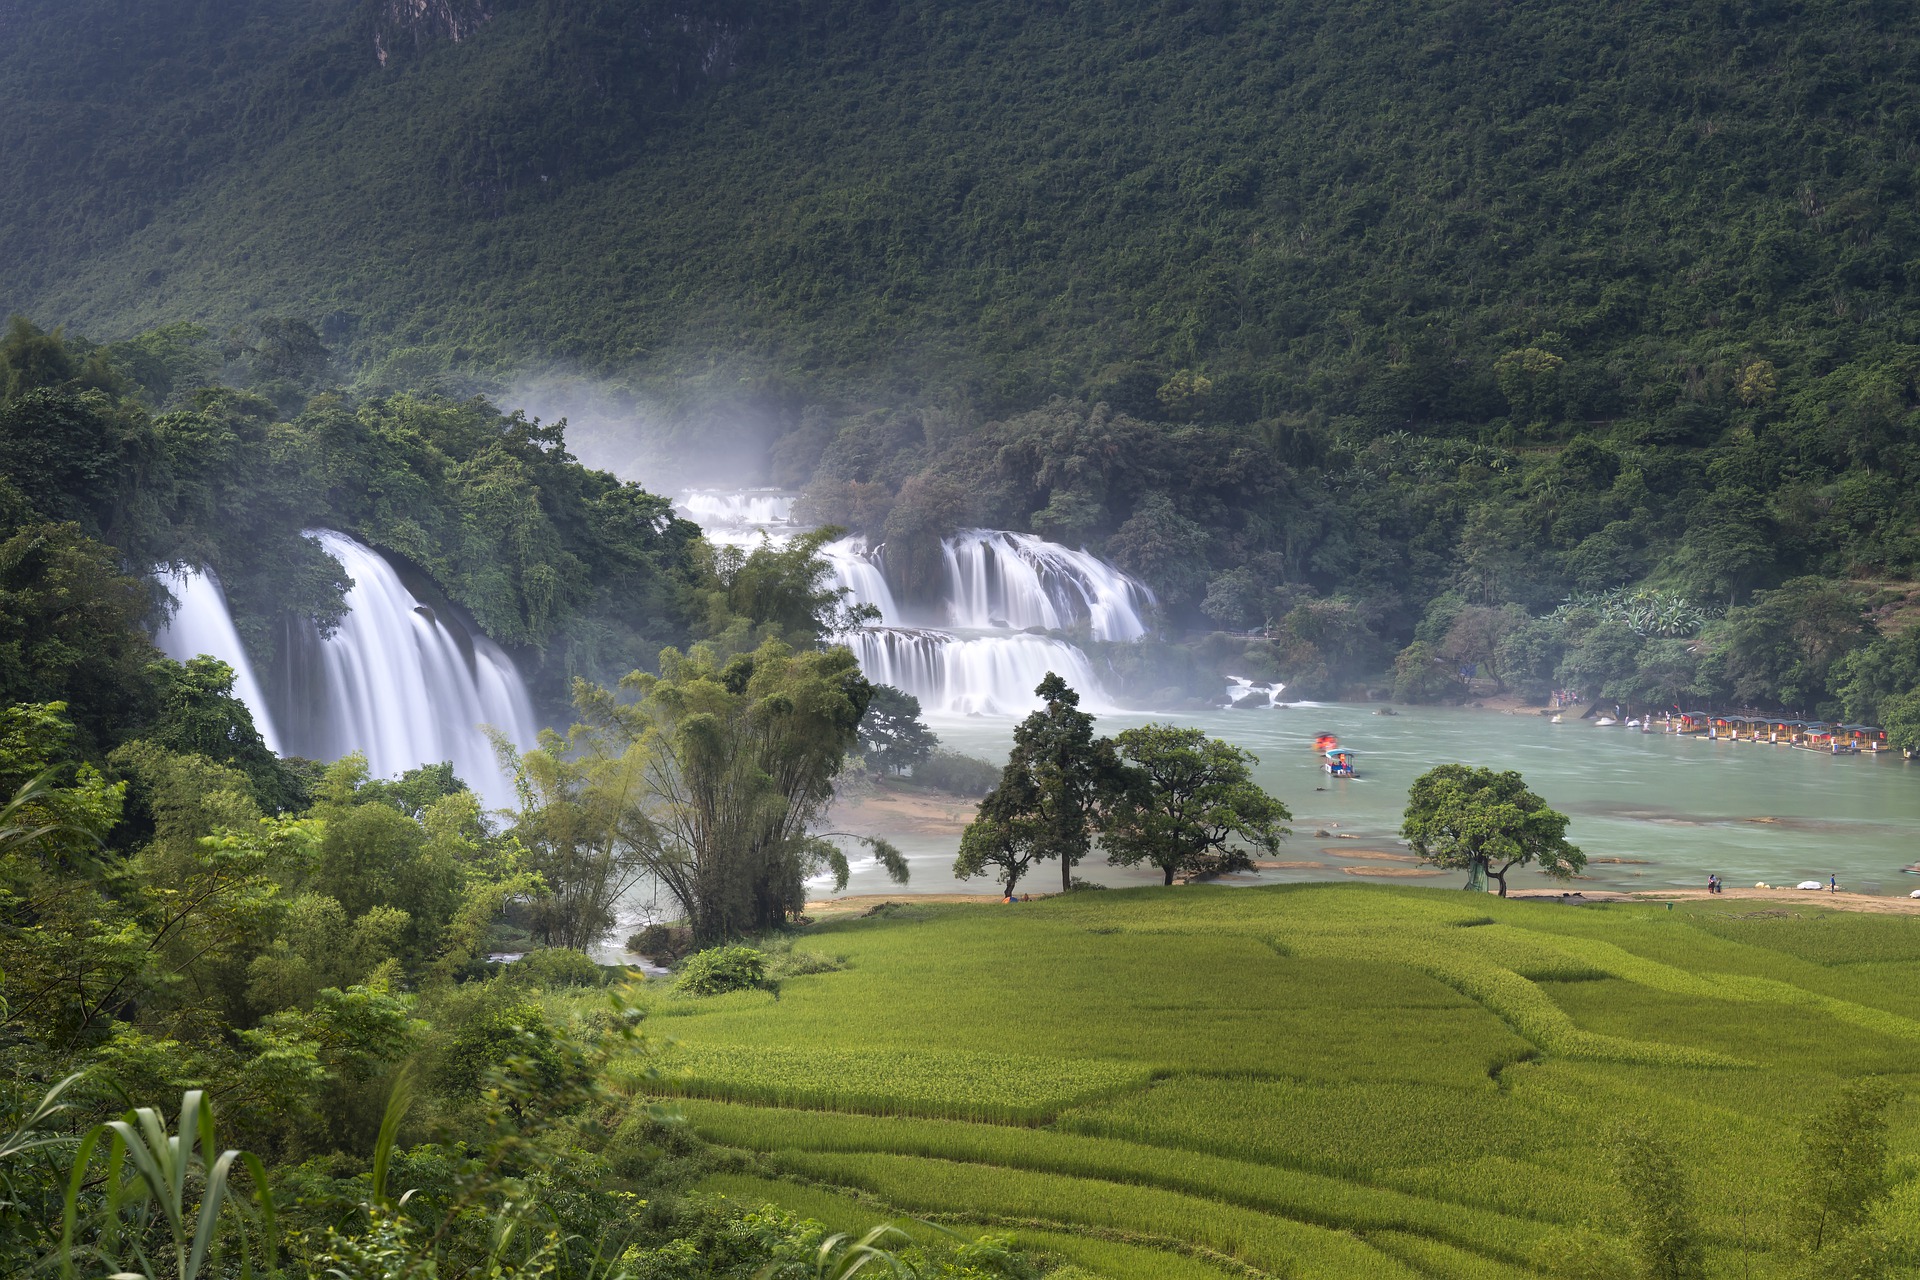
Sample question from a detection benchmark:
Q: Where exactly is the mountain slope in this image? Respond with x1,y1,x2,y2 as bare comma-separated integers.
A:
6,0,1920,416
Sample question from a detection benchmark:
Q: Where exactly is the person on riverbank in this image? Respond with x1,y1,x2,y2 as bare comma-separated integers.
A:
1830,874,1838,893
1708,874,1720,894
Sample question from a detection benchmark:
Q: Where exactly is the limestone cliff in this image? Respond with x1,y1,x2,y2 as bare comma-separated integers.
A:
372,0,492,66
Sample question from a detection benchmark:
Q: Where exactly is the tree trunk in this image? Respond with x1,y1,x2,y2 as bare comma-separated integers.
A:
1164,864,1176,886
1491,862,1510,897
1062,854,1072,893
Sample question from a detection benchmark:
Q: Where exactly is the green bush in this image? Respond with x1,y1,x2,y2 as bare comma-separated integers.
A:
510,947,607,988
914,752,1002,797
675,946,772,997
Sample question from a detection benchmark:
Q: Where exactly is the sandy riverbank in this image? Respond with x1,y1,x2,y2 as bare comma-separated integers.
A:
802,884,1920,917
1632,886,1920,913
824,786,976,836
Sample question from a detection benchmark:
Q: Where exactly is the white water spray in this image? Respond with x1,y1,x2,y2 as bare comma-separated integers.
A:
677,490,796,527
943,529,1153,640
677,493,1152,715
154,567,283,754
844,628,1112,716
275,531,538,809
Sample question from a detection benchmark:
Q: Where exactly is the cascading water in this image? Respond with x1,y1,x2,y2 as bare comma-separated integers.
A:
273,531,538,809
154,567,284,754
821,536,900,621
677,490,796,527
943,530,1153,641
844,627,1112,716
676,493,1153,715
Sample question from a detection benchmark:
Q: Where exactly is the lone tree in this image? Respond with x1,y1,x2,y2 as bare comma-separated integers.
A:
952,769,1046,897
1401,764,1583,897
1102,724,1290,885
954,673,1128,893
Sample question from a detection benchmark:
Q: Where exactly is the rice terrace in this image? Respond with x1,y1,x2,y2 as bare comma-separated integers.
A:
623,885,1920,1280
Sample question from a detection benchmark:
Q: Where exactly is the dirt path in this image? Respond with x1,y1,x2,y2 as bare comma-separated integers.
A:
1631,886,1920,914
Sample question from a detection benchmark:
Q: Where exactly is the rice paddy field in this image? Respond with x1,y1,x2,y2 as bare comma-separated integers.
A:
623,885,1920,1279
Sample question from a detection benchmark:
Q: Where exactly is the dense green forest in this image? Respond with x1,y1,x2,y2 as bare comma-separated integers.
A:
0,319,946,1274
10,0,1920,730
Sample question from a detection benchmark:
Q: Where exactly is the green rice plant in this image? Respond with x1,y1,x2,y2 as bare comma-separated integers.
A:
1054,1076,1545,1182
60,1089,275,1280
637,885,1920,1279
766,1150,1420,1279
1288,926,1743,1067
648,1043,1154,1123
1685,912,1920,967
1005,1229,1254,1280
1366,1231,1539,1280
675,1100,1552,1263
1540,981,1920,1076
699,1172,900,1236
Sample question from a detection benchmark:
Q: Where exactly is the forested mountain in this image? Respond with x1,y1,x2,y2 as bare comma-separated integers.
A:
9,0,1920,724
6,0,1917,403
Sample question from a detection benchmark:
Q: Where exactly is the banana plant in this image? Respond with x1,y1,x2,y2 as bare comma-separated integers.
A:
60,1089,276,1280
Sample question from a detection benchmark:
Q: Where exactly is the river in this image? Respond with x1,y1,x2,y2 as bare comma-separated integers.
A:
822,702,1920,900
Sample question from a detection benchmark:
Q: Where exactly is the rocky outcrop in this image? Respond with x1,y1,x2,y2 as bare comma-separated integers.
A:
372,0,492,66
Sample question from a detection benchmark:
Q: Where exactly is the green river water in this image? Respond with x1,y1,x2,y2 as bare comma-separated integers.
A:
827,703,1920,899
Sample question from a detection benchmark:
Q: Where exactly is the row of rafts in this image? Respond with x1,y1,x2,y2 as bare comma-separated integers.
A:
153,504,1154,803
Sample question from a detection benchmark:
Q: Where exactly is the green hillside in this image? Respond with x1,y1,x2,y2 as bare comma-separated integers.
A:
12,0,1920,722
7,0,1920,404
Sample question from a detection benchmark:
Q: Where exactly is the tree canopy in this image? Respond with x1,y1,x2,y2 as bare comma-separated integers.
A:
1101,724,1290,886
1401,764,1583,898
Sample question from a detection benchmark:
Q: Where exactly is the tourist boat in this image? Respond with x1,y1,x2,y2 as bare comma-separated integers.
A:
1323,749,1357,777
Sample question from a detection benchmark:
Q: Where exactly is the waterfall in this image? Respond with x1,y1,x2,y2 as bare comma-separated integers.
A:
154,567,284,754
274,531,538,809
676,493,1153,714
677,490,796,527
820,536,901,622
844,627,1112,716
942,529,1153,641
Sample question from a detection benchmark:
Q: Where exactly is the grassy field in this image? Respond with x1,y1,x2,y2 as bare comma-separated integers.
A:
623,886,1920,1279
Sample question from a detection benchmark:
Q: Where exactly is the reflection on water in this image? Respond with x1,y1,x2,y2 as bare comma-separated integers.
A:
825,704,1920,899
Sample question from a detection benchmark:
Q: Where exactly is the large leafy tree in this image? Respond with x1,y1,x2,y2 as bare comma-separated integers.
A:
1102,724,1290,886
952,769,1047,898
958,674,1129,894
1401,764,1583,898
857,684,939,776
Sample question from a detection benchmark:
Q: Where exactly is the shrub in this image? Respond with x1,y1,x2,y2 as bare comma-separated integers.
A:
629,922,694,962
675,946,771,997
510,946,606,988
915,751,1001,796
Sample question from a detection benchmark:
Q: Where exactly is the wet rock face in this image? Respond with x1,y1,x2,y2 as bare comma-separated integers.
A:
373,0,492,66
